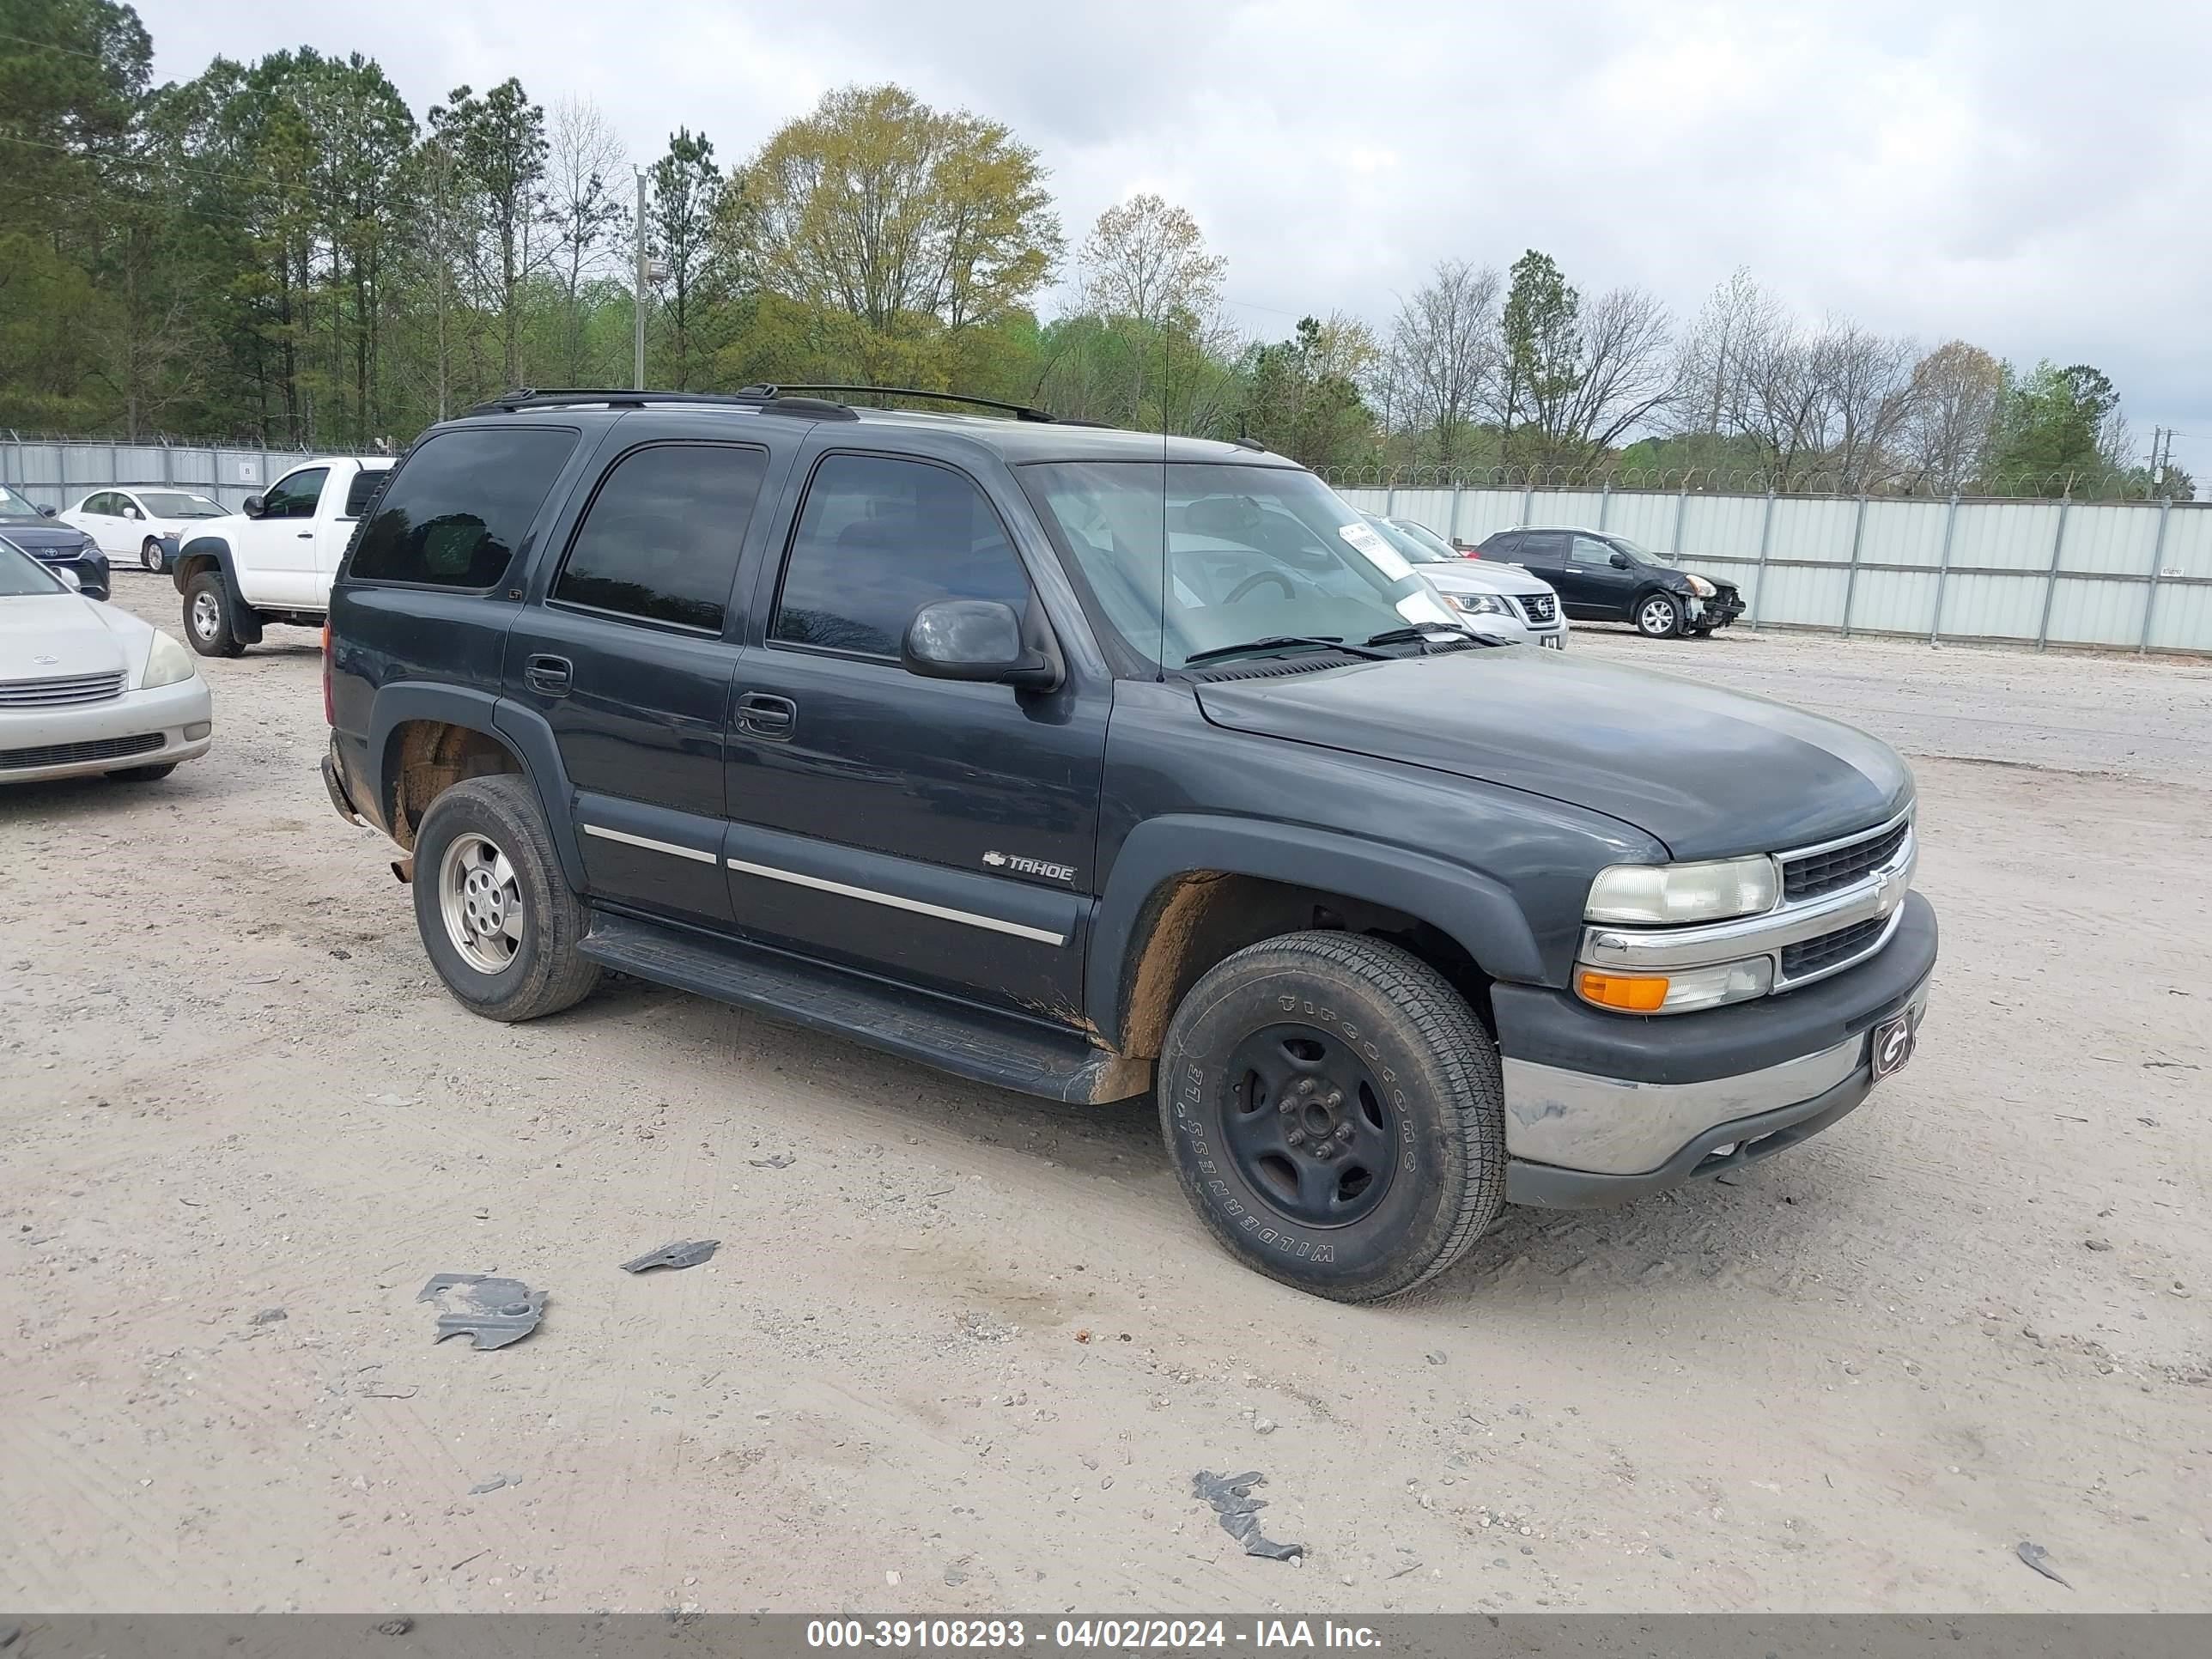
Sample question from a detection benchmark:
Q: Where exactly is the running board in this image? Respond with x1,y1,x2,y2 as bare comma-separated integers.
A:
578,912,1151,1105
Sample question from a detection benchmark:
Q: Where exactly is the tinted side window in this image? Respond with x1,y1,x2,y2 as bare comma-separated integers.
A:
1518,532,1569,562
1571,535,1616,565
342,468,390,520
349,427,579,589
552,443,768,633
263,468,328,520
771,455,1030,659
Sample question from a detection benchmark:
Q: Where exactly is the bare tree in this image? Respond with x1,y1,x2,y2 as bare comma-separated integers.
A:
1388,259,1499,473
1548,286,1680,463
1899,340,1999,491
1809,318,1921,490
1673,265,1784,436
545,96,626,384
1078,192,1226,331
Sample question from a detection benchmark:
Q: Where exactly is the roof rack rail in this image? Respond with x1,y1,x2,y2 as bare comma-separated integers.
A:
741,385,1057,423
462,387,858,420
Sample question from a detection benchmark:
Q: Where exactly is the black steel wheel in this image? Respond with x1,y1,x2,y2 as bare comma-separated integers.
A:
1221,1024,1400,1229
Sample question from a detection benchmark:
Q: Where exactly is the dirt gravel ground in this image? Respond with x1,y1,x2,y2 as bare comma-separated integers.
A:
3,578,2208,1615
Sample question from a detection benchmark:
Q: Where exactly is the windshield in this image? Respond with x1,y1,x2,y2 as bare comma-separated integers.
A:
0,485,47,523
1022,463,1455,669
1363,514,1457,566
137,491,225,519
1611,536,1674,567
0,538,66,594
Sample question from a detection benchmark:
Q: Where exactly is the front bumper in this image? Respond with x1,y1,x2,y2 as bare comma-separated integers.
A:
1495,891,1936,1205
0,675,213,782
30,547,111,599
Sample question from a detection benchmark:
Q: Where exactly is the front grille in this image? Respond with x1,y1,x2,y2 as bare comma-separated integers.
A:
1783,818,1909,901
0,731,163,771
1780,916,1887,981
1516,592,1559,625
0,670,125,708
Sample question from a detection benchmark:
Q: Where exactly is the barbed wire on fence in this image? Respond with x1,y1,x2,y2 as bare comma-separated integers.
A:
1316,462,2175,502
3,428,313,453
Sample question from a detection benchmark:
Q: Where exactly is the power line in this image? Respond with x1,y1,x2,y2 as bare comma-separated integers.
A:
0,28,118,65
0,131,287,194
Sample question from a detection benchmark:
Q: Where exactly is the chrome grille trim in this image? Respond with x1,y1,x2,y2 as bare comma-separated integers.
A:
0,670,126,708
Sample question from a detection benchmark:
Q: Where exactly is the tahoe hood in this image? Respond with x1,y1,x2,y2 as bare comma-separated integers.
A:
1196,648,1911,860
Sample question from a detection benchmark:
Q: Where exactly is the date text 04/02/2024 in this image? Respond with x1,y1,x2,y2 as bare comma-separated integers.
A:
803,1620,1384,1650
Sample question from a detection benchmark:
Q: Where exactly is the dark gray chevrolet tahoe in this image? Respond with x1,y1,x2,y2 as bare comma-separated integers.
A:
321,386,1936,1303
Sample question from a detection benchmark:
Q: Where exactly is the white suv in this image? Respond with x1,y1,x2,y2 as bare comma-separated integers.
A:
171,456,392,657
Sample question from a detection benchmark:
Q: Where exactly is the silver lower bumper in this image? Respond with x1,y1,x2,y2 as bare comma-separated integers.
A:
1502,985,1930,1178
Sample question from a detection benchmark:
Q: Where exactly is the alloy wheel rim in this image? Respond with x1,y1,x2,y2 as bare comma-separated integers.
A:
1640,598,1674,634
191,591,221,639
143,539,161,570
438,832,526,975
1219,1023,1398,1228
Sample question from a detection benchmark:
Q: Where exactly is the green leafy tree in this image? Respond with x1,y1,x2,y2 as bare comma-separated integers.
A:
647,127,725,389
726,83,1060,381
1242,313,1379,471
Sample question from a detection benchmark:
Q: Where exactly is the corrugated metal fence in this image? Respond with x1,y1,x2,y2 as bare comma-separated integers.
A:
1339,483,2212,656
1,437,314,514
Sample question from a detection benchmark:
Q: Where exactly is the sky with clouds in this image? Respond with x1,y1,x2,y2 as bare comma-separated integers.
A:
141,0,2212,475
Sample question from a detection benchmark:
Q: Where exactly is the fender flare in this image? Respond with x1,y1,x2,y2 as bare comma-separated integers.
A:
1085,813,1546,1050
172,535,262,643
366,685,586,891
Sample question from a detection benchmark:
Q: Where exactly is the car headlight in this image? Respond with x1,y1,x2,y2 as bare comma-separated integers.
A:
1685,574,1716,598
1444,592,1511,617
1585,856,1778,925
142,629,198,689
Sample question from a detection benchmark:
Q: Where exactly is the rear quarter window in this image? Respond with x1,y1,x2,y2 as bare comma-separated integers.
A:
342,467,392,520
347,427,579,588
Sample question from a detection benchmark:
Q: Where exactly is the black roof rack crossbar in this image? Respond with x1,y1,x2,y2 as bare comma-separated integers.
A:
462,387,858,420
741,385,1057,423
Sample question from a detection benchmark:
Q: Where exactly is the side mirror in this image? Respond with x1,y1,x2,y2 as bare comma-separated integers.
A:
53,566,82,591
902,599,1060,690
242,494,265,519
124,506,142,520
37,504,57,518
1609,550,1632,569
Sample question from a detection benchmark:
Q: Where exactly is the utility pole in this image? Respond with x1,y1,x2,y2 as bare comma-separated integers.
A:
2148,426,2169,497
634,167,648,391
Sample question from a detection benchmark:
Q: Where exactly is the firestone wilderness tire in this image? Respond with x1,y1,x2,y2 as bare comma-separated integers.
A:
411,774,599,1023
1158,930,1506,1304
1634,592,1683,639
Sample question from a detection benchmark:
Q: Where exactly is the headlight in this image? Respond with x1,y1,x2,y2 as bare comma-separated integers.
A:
142,629,198,689
1685,574,1716,597
1585,856,1778,925
1444,592,1511,617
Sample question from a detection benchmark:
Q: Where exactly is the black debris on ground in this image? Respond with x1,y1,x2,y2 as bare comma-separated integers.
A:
1193,1469,1304,1562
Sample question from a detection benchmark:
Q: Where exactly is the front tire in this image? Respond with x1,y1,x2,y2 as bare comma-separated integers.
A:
184,572,244,658
108,763,176,782
1634,592,1682,638
1158,931,1505,1304
412,775,599,1023
142,537,164,572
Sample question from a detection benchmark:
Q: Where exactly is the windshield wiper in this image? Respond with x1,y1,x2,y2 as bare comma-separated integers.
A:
1362,623,1496,651
1183,634,1391,666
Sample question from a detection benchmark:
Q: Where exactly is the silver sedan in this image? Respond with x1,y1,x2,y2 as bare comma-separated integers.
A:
0,538,214,785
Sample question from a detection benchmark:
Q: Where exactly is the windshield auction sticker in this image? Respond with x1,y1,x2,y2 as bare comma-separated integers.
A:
1338,521,1413,581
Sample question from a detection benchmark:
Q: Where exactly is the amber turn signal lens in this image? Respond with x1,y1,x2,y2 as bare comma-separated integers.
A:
1577,969,1669,1012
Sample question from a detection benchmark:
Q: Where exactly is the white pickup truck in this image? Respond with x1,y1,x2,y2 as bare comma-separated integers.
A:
172,456,392,657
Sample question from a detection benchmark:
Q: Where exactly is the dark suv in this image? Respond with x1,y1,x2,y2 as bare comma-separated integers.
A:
1476,526,1744,638
321,388,1935,1303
